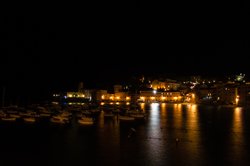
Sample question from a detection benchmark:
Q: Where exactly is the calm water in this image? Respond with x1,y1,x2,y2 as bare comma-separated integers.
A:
1,103,250,166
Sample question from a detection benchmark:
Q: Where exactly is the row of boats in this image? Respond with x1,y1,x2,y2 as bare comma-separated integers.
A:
0,104,147,125
0,106,95,125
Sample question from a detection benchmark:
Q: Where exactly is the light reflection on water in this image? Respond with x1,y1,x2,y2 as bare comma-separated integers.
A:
149,103,160,129
233,107,243,133
226,107,247,165
146,103,165,165
143,103,250,165
1,103,250,166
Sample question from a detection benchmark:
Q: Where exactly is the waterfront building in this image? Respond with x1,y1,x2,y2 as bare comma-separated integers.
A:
150,79,180,91
96,85,131,105
138,89,183,103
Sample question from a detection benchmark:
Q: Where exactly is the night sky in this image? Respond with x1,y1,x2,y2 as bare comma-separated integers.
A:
0,1,249,103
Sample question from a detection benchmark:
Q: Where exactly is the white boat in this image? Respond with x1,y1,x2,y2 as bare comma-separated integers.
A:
1,117,16,121
23,117,36,123
9,114,21,118
119,115,135,122
50,116,69,124
78,117,94,125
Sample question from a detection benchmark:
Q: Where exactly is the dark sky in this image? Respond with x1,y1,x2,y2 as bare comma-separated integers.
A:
0,1,249,103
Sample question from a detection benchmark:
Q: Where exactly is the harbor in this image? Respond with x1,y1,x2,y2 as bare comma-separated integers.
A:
1,103,250,166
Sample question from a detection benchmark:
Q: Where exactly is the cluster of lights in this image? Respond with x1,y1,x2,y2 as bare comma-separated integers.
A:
67,94,85,98
139,95,183,102
101,95,130,101
100,102,130,105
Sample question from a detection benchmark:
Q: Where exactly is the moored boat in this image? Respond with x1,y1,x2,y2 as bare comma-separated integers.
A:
23,117,36,123
50,116,69,124
1,117,16,122
78,117,94,125
119,115,135,122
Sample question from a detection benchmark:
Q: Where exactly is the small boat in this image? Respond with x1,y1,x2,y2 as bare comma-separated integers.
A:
119,115,135,122
50,116,69,124
78,117,94,125
1,117,16,122
23,117,36,123
9,114,21,118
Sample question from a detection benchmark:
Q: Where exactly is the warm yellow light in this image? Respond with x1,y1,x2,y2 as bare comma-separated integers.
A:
161,96,166,100
140,103,145,109
236,95,240,105
151,83,157,90
150,96,155,100
173,97,178,100
116,102,119,105
192,94,195,98
126,102,130,105
116,96,120,100
126,97,130,100
100,102,105,105
101,95,105,99
68,94,73,98
140,96,145,100
110,96,114,100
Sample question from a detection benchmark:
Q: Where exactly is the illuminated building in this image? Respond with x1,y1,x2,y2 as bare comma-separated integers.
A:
150,79,180,91
139,90,183,103
96,85,131,105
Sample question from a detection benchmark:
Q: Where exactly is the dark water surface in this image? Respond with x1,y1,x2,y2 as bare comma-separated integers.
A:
1,103,250,166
